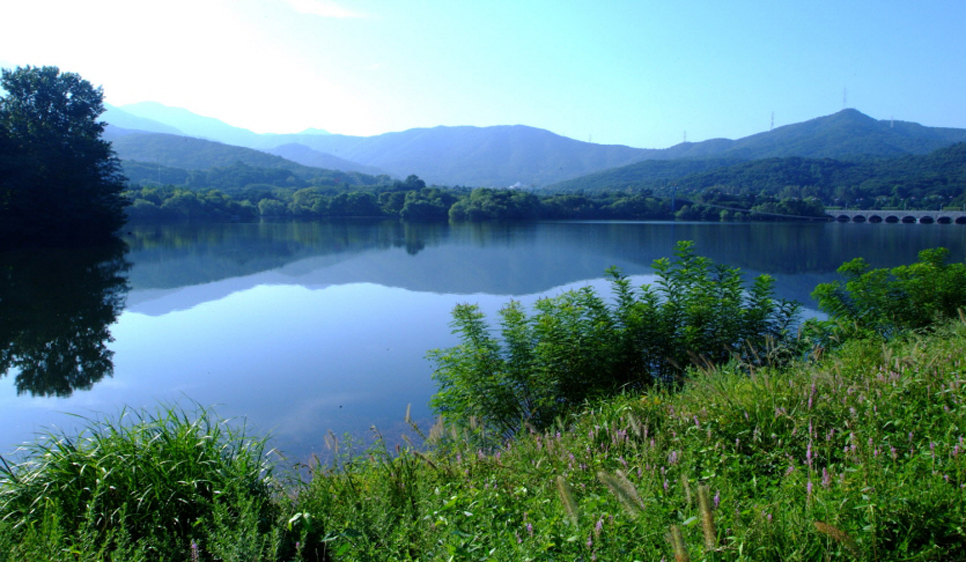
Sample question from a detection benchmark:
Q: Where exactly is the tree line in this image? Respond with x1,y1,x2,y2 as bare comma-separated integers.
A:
123,176,826,222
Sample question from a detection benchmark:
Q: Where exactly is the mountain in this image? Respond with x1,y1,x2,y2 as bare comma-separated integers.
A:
550,109,966,191
107,104,966,189
118,101,267,147
107,130,385,189
266,143,390,177
102,104,184,136
279,125,654,187
112,103,656,186
662,109,966,160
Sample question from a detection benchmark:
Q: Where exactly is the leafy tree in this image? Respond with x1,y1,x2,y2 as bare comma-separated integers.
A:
429,241,801,439
0,66,127,242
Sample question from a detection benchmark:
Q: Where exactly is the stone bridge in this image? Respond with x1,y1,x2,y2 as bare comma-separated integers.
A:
826,210,966,224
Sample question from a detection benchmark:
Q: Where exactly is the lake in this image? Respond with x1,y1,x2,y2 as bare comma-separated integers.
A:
2,220,964,462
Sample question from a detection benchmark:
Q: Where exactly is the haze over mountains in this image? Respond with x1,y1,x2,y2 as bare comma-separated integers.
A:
103,102,966,189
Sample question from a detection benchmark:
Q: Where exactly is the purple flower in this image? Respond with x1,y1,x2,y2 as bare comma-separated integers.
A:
526,522,533,537
713,490,720,509
822,467,831,488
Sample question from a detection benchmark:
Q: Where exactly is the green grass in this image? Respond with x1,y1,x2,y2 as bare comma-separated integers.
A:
0,404,287,561
2,323,965,560
296,321,966,561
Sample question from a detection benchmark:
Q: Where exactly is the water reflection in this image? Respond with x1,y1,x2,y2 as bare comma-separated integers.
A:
0,238,130,397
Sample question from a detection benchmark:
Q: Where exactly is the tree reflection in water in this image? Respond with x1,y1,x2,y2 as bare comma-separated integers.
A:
0,237,130,397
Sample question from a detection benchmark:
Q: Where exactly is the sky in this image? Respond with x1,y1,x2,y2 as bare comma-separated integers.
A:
1,0,964,148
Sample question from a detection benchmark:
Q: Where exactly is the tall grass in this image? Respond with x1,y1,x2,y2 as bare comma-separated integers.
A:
0,403,285,561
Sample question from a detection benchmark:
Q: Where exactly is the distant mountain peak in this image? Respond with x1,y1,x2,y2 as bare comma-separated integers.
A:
298,127,331,135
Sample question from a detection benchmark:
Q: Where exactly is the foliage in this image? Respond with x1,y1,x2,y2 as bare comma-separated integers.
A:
812,246,966,340
0,66,128,243
429,241,801,439
289,318,966,561
0,404,285,561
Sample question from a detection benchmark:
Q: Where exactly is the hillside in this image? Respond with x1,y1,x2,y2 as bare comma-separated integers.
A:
283,125,653,187
265,143,390,177
108,131,337,178
553,143,966,211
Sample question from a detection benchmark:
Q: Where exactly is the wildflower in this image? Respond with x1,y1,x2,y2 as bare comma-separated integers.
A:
822,467,831,488
595,516,604,537
713,490,720,509
526,522,533,537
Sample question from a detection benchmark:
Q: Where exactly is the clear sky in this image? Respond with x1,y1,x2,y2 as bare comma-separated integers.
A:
2,0,964,148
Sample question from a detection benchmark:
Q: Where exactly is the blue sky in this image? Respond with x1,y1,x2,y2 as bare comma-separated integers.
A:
2,0,964,148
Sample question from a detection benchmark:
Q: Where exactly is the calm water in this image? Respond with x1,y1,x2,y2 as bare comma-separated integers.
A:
2,220,965,461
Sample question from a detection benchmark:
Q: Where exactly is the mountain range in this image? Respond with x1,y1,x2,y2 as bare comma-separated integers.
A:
102,103,966,189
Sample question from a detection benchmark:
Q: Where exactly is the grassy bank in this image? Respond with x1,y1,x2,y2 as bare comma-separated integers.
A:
2,320,964,560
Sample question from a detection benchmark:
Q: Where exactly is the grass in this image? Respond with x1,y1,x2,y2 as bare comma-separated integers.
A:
0,404,286,561
2,322,965,560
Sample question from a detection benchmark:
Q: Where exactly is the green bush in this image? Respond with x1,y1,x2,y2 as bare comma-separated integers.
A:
811,247,966,340
429,241,801,439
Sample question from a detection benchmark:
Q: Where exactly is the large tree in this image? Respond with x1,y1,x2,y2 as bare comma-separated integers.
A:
0,66,127,243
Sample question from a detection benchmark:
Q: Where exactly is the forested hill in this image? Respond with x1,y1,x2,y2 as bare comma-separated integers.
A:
654,109,966,160
555,142,966,210
109,131,390,189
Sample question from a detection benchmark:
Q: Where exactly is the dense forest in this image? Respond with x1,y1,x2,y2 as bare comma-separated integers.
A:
123,177,829,223
552,142,966,211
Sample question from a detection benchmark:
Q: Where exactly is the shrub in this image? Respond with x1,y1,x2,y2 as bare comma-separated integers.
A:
429,241,801,439
811,247,966,340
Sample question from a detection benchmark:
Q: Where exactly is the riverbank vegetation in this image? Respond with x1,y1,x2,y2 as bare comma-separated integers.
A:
1,247,964,560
